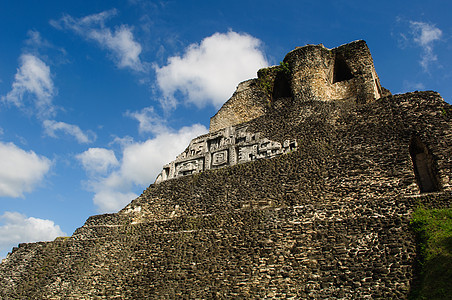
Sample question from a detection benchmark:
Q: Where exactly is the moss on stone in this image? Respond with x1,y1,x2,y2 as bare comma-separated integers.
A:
409,208,452,299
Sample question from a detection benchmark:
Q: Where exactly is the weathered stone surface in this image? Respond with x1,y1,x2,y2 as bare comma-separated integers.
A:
0,40,451,299
285,40,390,105
155,124,297,183
210,40,391,132
210,79,269,132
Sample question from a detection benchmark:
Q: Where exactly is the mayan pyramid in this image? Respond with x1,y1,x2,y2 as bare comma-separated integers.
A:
1,40,451,299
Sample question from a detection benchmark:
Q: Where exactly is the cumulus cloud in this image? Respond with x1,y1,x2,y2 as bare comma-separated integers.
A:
43,120,96,144
0,212,65,259
409,21,443,71
76,148,119,175
110,135,135,148
155,31,268,110
2,54,56,118
2,55,94,143
125,106,168,135
0,142,52,198
80,123,207,212
93,190,139,214
51,9,145,71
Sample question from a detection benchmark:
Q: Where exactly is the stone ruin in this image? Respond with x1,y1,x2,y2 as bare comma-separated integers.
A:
155,125,297,183
0,40,450,299
210,40,390,132
158,40,387,183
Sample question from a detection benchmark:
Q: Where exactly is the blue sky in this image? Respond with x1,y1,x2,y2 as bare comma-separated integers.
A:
0,0,451,258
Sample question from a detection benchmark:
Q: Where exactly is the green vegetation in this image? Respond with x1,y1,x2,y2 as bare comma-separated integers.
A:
257,61,292,104
278,61,290,75
441,107,452,116
409,207,452,299
257,67,274,97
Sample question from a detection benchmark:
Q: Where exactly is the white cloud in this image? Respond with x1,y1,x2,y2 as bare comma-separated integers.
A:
402,80,426,93
410,21,442,46
51,9,145,72
81,123,207,213
119,124,207,186
91,25,143,70
0,142,52,198
25,30,53,50
24,30,68,63
155,31,268,110
43,120,96,144
93,190,139,214
125,106,168,135
76,148,119,175
110,135,135,148
2,54,56,118
0,212,65,259
409,21,443,71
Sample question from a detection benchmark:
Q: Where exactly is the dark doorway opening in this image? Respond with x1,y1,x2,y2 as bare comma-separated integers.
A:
272,72,292,99
409,136,440,193
332,55,354,83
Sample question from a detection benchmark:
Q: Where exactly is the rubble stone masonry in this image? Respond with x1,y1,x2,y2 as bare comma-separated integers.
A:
0,40,451,299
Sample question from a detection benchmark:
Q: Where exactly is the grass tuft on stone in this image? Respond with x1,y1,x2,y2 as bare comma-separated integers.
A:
409,207,452,299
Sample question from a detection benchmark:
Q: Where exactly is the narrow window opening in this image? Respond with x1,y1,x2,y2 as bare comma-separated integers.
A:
182,170,193,176
163,167,170,179
332,55,354,83
409,136,440,193
374,79,382,96
236,137,246,144
207,137,221,152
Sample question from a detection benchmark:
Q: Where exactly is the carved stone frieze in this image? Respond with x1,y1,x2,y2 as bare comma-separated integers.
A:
155,125,297,183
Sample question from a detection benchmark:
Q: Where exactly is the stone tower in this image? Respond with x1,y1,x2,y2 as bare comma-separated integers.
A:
210,40,390,132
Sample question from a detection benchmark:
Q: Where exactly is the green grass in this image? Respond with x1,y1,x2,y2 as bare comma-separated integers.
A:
409,207,452,299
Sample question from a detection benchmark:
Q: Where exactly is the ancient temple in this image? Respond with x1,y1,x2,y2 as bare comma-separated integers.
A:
1,40,450,299
157,40,389,183
155,124,297,183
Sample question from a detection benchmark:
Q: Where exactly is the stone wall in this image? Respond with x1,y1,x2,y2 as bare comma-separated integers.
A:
209,79,269,132
284,40,390,105
0,37,450,298
209,40,391,132
155,123,297,183
1,91,451,299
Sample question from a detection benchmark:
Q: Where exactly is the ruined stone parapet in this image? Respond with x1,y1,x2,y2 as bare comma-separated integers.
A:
167,41,391,182
209,79,269,133
209,40,391,132
155,124,297,183
285,40,389,104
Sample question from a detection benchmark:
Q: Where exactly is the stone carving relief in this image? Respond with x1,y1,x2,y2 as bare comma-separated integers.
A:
155,125,297,183
212,150,228,167
175,158,204,177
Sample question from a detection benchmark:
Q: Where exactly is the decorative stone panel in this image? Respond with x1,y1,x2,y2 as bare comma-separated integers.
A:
155,125,297,183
